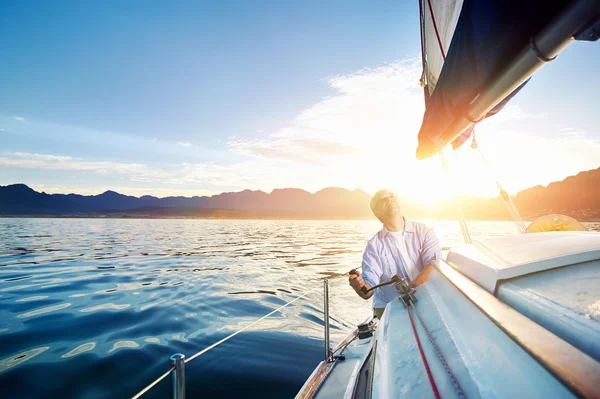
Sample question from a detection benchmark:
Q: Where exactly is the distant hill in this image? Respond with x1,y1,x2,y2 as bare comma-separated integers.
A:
1,167,599,221
0,184,374,219
512,168,600,221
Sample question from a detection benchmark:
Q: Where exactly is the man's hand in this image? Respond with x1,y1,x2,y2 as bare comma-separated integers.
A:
348,270,372,299
410,264,433,288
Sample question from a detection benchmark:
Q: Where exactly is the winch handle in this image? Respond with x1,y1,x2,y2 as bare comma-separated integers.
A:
349,270,401,294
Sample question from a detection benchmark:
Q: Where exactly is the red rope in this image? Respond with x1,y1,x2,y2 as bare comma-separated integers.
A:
407,306,441,399
418,0,430,106
418,0,427,66
426,0,446,60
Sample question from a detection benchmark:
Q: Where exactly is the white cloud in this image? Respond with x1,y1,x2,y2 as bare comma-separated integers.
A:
227,59,599,199
228,137,358,163
28,184,214,198
3,59,599,200
225,59,450,198
0,152,298,193
13,116,26,122
229,60,424,163
13,152,75,162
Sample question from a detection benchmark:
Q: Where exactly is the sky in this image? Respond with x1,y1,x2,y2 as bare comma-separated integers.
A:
1,0,599,201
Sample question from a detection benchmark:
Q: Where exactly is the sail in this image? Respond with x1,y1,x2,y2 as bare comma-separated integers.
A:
419,0,463,103
416,0,600,160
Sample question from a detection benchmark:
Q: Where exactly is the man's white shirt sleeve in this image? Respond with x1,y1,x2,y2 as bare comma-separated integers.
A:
360,244,381,289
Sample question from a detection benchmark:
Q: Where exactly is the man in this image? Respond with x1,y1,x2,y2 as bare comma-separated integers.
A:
349,189,442,319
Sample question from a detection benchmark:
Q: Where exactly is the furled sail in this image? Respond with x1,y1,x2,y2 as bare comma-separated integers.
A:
416,0,600,160
419,0,463,103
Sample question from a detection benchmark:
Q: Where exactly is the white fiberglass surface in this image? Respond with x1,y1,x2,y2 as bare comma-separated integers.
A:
446,231,600,293
498,259,600,361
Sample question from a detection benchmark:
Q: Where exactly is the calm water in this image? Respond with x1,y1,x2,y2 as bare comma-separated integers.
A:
0,218,598,398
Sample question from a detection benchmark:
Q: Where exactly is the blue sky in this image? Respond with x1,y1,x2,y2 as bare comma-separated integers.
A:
1,0,599,199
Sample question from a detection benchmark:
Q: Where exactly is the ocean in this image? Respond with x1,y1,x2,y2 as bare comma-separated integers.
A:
0,218,598,398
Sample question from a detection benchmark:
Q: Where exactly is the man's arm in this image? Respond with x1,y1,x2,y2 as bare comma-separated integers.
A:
411,226,442,287
348,247,381,299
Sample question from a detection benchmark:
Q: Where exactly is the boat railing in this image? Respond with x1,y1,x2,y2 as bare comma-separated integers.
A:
131,277,339,399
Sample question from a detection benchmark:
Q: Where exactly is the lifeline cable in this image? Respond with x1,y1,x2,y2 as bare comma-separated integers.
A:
132,280,325,398
185,283,323,364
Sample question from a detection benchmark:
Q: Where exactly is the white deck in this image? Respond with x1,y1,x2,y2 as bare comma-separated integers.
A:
445,231,600,293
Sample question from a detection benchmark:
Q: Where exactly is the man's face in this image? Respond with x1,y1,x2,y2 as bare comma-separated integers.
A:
375,192,400,221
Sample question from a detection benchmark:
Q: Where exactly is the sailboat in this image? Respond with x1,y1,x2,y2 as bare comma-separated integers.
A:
296,0,600,398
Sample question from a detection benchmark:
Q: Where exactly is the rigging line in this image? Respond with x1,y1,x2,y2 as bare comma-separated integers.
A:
331,332,358,357
440,153,472,244
472,134,527,233
459,217,472,244
473,137,501,187
417,0,430,105
407,305,441,399
185,283,323,364
426,0,447,60
418,0,427,68
131,365,175,399
340,264,363,277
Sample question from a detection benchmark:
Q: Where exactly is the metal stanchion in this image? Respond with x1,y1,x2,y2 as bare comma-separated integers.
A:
170,353,186,399
324,279,331,362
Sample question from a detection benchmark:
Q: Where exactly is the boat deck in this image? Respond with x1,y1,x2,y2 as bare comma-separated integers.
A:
307,266,577,398
298,232,600,399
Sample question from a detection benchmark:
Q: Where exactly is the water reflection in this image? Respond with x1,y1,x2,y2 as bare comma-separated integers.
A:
62,343,96,358
110,341,139,352
80,303,131,313
0,218,597,398
17,303,72,318
16,295,48,302
0,347,49,373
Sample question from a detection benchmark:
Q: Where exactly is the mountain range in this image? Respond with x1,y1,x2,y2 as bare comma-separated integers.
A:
1,167,599,221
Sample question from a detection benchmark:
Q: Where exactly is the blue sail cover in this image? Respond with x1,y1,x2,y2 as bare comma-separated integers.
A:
416,0,588,160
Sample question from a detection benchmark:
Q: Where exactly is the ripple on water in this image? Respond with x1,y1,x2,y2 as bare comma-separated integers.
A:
16,296,49,302
0,347,50,373
62,342,96,358
17,303,71,319
140,301,160,311
0,218,535,398
80,303,130,313
109,341,139,353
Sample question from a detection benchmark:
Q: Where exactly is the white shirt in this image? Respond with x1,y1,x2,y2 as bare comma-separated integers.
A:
360,220,442,309
387,230,420,281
